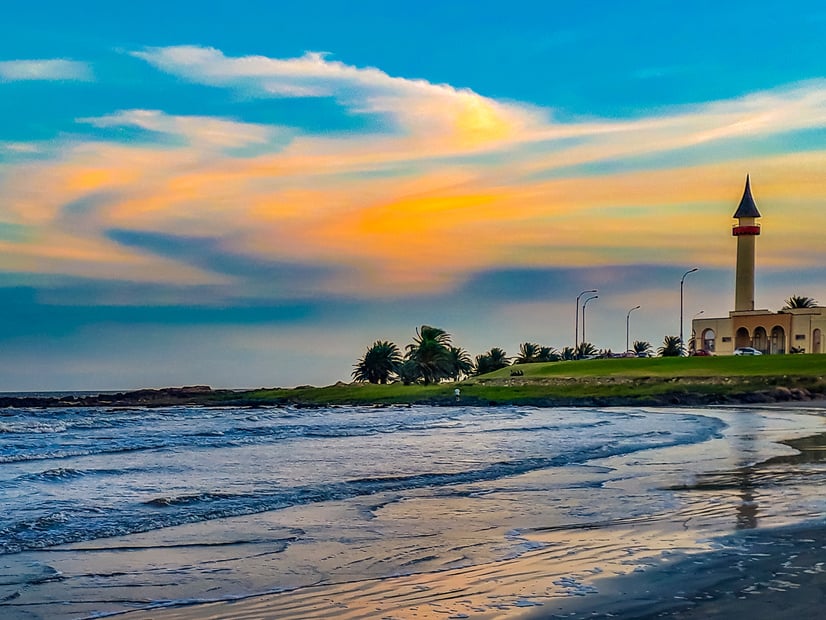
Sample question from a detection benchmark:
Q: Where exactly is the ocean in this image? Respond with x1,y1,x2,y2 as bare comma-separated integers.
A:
1,404,824,619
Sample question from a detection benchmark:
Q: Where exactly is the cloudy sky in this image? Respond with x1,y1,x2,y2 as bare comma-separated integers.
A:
1,1,825,390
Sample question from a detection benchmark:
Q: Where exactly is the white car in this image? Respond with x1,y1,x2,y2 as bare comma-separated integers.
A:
734,347,763,356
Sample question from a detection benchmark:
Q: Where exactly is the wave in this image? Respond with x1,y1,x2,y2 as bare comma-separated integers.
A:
0,414,724,555
16,466,138,483
0,421,68,434
0,442,170,464
0,418,464,464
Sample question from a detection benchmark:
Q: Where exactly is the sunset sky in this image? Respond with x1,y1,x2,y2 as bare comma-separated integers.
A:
2,1,826,390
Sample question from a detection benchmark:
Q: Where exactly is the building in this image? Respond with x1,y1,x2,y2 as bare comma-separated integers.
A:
691,177,826,355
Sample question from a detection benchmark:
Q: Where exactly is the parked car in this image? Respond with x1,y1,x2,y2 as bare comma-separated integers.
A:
691,349,713,356
734,347,763,356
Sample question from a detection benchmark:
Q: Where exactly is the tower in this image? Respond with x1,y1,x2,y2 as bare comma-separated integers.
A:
732,175,761,311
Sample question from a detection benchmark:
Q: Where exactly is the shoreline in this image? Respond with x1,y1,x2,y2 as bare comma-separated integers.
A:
1,380,824,410
4,403,826,619
4,357,826,410
56,406,826,620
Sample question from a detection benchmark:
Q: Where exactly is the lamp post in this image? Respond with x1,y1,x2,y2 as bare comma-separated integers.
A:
582,294,598,351
626,305,641,354
680,268,699,356
575,289,597,352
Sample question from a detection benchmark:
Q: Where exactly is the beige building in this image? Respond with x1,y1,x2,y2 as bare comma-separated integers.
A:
691,177,826,355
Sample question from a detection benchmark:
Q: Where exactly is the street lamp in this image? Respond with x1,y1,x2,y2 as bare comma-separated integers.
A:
582,294,598,351
626,305,641,354
575,289,597,351
680,268,699,356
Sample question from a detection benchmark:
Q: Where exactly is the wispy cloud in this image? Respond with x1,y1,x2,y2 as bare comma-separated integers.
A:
0,58,92,82
131,46,543,149
80,109,278,150
0,142,42,154
2,46,826,305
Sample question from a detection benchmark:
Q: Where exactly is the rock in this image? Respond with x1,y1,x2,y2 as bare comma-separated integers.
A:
770,386,793,400
790,387,811,400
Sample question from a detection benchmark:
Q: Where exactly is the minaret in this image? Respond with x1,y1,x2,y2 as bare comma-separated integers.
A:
732,175,761,311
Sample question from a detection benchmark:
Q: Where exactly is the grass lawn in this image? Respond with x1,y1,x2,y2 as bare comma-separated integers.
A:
482,354,826,379
230,354,826,407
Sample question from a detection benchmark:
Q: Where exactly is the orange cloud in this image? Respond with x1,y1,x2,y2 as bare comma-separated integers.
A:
1,64,825,301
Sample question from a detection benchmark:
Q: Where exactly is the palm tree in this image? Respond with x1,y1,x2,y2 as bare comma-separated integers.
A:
487,347,510,370
405,325,453,385
658,335,683,357
446,346,473,381
560,346,576,361
537,346,560,362
474,353,493,376
397,359,421,385
784,295,818,309
352,341,402,384
633,340,652,356
515,342,540,364
473,347,510,375
575,342,597,358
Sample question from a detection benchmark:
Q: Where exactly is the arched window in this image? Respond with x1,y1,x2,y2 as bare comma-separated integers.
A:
702,328,716,352
770,326,786,355
735,327,750,349
753,327,768,354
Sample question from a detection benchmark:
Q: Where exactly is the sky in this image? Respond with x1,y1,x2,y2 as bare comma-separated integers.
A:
1,1,826,391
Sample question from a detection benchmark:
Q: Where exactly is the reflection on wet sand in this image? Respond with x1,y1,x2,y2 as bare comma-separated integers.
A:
9,407,826,620
119,419,826,620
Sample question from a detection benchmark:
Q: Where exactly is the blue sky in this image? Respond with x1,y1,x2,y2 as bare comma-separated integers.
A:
1,1,825,390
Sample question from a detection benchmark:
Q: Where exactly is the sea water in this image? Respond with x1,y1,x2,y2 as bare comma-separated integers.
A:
0,404,824,619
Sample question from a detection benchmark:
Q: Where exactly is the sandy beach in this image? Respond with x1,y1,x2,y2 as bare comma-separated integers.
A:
121,406,826,620
113,522,826,620
3,403,826,620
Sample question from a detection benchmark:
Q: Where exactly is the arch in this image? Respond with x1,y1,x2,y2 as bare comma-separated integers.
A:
814,329,822,354
770,326,786,355
702,328,716,353
752,326,768,354
735,327,750,349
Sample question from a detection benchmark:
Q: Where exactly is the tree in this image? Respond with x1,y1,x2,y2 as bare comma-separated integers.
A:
537,346,560,362
560,346,576,361
473,347,510,375
405,325,453,385
486,347,510,370
397,359,421,385
658,335,683,357
515,342,540,364
352,340,402,384
633,340,652,356
447,346,473,381
575,342,597,358
784,295,818,309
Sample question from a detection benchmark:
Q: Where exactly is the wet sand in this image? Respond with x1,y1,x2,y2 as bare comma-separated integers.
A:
107,408,826,620
4,405,826,620
114,521,826,620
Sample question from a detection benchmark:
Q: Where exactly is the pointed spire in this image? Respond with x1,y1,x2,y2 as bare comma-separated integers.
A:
733,174,761,218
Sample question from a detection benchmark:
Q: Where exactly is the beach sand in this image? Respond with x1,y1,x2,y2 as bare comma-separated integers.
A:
4,405,826,620
110,409,826,620
111,519,826,620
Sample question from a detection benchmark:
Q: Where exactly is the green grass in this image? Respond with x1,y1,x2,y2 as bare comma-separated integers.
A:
228,382,451,405
209,354,826,407
483,354,826,379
